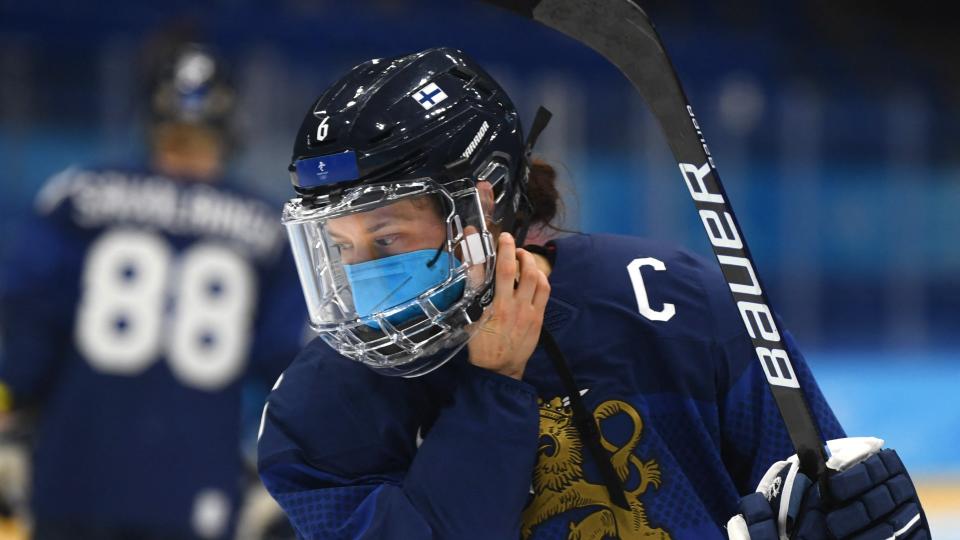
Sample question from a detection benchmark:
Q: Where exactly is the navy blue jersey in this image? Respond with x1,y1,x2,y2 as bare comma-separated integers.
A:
257,233,844,540
0,166,306,538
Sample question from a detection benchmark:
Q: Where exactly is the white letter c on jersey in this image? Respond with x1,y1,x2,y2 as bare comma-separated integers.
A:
627,258,676,322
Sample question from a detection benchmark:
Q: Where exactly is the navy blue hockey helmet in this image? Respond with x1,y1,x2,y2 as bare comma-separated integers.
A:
289,47,536,237
283,47,547,376
149,43,235,132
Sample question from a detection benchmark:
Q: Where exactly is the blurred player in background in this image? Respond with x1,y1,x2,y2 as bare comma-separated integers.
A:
0,37,304,540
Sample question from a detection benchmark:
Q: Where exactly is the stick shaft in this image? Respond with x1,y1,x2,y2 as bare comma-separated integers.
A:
482,0,828,479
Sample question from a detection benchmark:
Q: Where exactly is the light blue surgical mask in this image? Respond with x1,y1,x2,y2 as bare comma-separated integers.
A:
344,248,465,328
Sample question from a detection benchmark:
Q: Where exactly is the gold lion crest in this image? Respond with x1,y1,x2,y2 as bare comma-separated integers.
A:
521,395,670,540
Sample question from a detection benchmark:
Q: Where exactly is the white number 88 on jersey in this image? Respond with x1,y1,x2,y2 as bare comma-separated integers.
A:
75,228,256,392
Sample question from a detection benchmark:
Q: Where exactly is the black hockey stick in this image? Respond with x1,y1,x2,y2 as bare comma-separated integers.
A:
480,0,829,482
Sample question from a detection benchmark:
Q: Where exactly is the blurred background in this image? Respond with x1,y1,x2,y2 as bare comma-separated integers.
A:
0,0,956,537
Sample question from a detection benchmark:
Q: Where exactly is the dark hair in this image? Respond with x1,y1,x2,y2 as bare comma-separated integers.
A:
524,158,563,230
420,157,564,239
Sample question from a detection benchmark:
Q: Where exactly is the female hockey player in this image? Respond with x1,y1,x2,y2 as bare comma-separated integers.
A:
257,48,930,540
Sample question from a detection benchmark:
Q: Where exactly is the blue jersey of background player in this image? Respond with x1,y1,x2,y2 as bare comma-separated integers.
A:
259,48,930,540
0,42,305,540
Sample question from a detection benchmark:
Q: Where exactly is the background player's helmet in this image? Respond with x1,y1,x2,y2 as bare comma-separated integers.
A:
283,47,533,376
148,42,235,134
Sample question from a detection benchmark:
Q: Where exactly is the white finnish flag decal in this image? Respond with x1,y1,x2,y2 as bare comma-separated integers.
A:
413,82,447,110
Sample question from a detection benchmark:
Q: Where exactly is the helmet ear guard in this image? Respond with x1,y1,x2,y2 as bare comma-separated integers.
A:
440,106,552,245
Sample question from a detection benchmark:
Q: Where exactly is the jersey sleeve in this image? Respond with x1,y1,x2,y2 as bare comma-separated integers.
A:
257,339,540,540
682,242,846,494
716,326,846,494
0,211,78,408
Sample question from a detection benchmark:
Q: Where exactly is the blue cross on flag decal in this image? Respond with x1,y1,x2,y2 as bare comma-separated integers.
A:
413,82,447,110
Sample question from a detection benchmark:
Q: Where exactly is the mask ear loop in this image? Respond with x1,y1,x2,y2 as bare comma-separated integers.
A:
426,242,445,268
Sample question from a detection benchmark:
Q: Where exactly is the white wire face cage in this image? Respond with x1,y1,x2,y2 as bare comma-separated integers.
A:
282,179,497,377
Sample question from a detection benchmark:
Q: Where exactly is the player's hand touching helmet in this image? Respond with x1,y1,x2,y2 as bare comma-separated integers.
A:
467,232,550,380
727,437,930,540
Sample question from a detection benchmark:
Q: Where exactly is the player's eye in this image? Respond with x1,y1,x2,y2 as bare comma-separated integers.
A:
374,235,398,248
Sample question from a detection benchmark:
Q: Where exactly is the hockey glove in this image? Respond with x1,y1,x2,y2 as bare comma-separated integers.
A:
726,437,930,540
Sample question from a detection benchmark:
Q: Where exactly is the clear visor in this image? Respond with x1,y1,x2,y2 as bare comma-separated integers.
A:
283,181,496,335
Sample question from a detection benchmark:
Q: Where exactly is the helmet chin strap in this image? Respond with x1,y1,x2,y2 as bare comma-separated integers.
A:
525,106,553,152
539,327,631,511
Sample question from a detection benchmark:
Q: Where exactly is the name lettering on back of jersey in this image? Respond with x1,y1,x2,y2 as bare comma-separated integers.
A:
38,170,284,261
